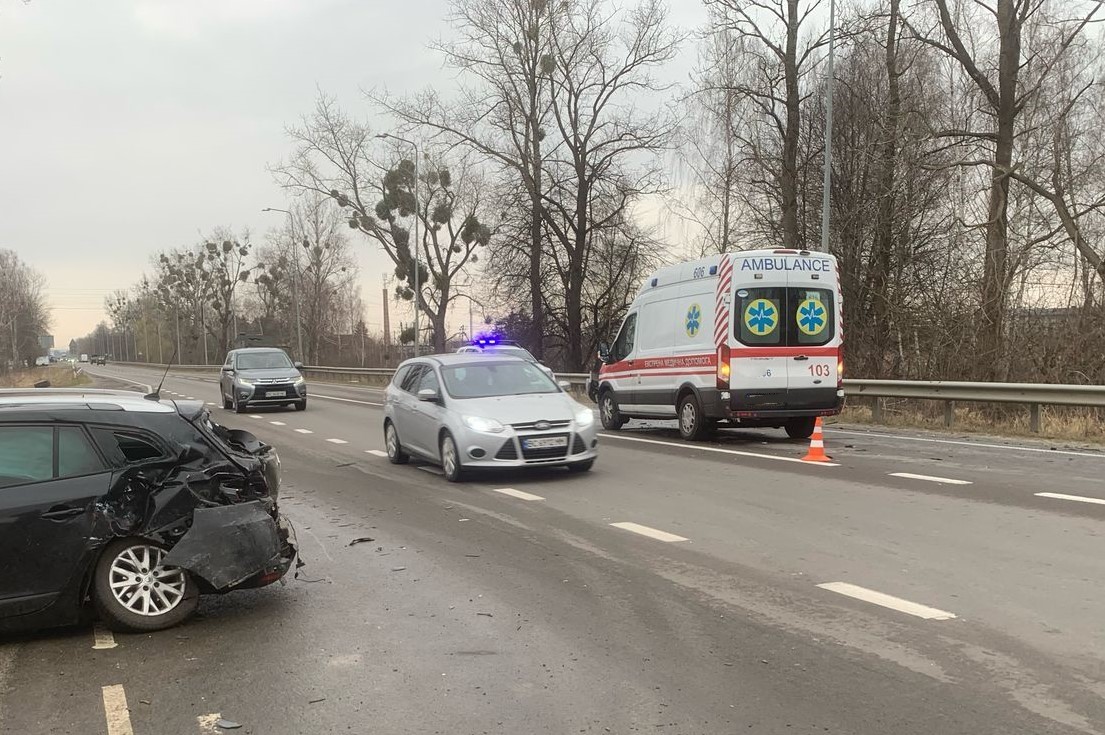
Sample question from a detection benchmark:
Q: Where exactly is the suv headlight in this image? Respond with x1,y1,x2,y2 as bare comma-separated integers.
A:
574,406,595,427
293,376,306,386
462,415,505,433
237,377,257,385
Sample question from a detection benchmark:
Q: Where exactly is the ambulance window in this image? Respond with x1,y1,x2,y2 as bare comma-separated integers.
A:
612,313,638,361
735,288,784,345
792,289,834,346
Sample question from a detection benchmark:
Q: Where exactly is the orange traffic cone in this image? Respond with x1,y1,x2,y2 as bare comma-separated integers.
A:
801,417,831,462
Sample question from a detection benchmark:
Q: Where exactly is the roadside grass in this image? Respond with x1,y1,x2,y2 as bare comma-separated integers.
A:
837,399,1105,445
0,365,92,389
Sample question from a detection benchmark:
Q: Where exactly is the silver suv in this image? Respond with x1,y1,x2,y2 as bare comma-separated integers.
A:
220,348,307,413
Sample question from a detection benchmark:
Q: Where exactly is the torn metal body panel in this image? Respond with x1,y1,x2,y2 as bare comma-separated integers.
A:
0,393,296,634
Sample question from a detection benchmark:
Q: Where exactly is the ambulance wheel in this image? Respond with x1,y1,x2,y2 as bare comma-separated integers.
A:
785,417,816,440
678,393,710,441
599,390,626,430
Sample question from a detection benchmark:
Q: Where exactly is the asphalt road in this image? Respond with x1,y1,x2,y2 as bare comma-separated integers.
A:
2,364,1103,734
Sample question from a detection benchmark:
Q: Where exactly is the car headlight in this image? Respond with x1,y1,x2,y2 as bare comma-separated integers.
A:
237,377,257,385
293,376,306,386
462,415,505,433
574,405,595,427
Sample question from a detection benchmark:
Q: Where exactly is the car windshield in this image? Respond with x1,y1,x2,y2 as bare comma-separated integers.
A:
441,362,558,398
237,352,293,370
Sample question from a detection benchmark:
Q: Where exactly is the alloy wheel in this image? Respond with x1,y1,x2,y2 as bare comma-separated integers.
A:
108,545,187,617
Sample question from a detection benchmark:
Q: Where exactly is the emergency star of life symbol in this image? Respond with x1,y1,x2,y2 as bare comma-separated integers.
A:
744,299,777,336
797,298,827,336
685,303,702,337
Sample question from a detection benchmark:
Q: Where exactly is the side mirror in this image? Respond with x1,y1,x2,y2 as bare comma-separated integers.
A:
597,342,612,364
293,361,304,370
417,388,440,403
221,366,233,373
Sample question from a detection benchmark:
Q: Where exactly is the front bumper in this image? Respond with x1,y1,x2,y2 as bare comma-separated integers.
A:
455,422,599,468
237,382,307,405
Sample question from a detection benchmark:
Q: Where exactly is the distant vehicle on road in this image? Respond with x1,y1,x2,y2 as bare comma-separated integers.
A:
384,353,597,482
90,355,106,365
456,339,555,379
220,347,307,413
79,354,89,363
592,249,844,441
0,389,295,633
34,356,49,367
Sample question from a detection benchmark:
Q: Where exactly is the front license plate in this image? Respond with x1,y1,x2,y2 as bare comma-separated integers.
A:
523,436,568,450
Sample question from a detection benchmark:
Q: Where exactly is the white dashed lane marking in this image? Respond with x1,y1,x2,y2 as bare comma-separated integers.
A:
609,522,688,543
295,428,313,434
817,582,957,620
327,438,348,444
1035,492,1105,506
366,449,388,457
889,472,972,485
270,421,286,426
250,415,263,419
101,684,134,735
206,402,216,406
92,624,116,650
492,487,545,501
599,433,840,467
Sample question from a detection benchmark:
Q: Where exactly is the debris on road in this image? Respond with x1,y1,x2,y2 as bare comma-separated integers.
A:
308,697,327,704
216,718,242,730
391,566,407,571
347,537,375,546
477,612,493,617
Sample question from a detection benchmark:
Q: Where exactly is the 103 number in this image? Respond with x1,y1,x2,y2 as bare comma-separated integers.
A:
807,364,832,377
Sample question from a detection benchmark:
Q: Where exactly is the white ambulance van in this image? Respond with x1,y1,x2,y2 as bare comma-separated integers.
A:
595,249,843,440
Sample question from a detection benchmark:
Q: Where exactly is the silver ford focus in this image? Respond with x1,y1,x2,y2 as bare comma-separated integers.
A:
383,353,598,481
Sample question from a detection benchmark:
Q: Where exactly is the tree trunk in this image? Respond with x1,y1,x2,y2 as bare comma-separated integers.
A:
866,0,901,378
979,0,1020,379
780,0,802,248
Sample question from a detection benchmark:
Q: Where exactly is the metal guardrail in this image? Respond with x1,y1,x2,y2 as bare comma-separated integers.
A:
108,362,1102,432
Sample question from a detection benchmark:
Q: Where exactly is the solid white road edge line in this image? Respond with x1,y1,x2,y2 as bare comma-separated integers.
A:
889,472,972,485
830,428,1105,459
492,487,545,501
609,521,688,543
817,582,957,620
366,449,388,457
92,624,116,650
327,438,348,444
294,428,313,434
101,684,134,735
600,432,840,466
91,370,152,394
1035,492,1105,506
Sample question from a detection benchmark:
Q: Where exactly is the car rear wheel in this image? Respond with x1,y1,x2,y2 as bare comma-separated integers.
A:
385,421,409,464
785,417,816,440
93,538,198,633
678,393,710,441
440,433,464,482
599,391,626,430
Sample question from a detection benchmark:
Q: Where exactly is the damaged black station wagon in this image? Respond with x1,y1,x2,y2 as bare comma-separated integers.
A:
0,389,296,633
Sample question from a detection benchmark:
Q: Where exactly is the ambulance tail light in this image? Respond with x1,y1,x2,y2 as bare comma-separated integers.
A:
716,345,730,390
837,348,844,388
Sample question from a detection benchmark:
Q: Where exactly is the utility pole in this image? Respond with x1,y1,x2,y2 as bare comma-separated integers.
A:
819,0,837,253
382,280,392,367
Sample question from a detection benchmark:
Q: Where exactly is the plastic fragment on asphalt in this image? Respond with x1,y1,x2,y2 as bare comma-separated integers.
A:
391,566,406,571
308,697,327,704
216,719,242,730
347,536,375,546
477,612,493,617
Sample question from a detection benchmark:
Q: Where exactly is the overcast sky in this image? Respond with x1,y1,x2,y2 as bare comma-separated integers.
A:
0,0,706,345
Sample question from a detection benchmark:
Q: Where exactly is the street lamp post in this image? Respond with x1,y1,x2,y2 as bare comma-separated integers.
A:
819,0,836,253
377,133,421,357
261,207,306,360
